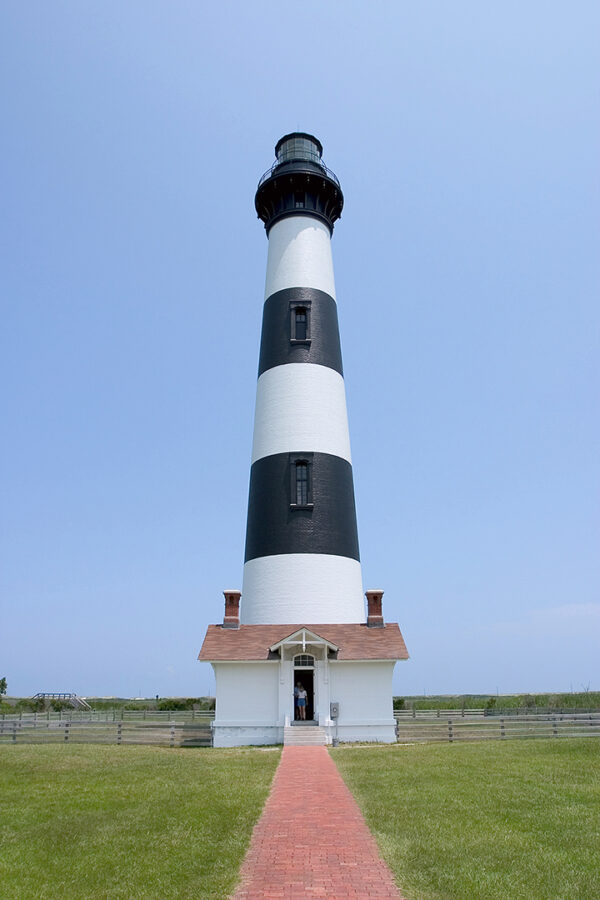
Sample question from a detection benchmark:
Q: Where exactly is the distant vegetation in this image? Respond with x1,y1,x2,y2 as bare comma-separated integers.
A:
3,693,598,716
90,697,216,711
0,696,216,713
393,691,600,711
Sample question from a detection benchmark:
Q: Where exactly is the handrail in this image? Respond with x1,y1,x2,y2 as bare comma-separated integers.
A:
257,159,341,190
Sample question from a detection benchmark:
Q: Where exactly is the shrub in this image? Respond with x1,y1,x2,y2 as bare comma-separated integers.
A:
15,699,39,712
157,697,215,711
49,699,73,711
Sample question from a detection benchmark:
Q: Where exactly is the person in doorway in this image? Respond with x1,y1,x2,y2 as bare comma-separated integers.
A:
294,683,300,720
296,683,307,720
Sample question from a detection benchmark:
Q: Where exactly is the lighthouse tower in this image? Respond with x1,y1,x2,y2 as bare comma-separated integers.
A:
243,132,364,625
199,134,408,747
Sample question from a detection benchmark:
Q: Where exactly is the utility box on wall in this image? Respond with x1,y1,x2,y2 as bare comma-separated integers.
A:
330,701,340,719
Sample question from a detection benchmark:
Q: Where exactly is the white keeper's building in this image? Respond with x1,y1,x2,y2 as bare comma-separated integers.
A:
199,133,409,747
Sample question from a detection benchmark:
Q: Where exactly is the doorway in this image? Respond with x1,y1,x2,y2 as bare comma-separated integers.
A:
293,668,314,722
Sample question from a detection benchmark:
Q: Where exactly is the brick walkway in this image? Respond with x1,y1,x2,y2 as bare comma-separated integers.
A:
233,746,404,899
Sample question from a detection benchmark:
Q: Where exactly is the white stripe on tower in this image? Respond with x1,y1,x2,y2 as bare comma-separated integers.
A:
264,216,337,299
251,364,352,465
242,134,365,625
242,555,364,625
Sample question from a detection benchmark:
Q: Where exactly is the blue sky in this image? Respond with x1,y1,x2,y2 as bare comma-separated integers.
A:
1,2,598,698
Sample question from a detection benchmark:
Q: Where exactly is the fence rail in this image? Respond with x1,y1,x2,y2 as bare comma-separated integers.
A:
394,706,600,718
1,708,215,725
0,718,212,748
395,712,600,743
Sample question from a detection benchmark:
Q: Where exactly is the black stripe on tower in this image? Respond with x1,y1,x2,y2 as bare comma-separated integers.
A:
244,452,360,563
258,288,343,378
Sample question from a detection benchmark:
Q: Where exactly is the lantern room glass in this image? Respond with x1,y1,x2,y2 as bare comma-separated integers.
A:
276,136,322,165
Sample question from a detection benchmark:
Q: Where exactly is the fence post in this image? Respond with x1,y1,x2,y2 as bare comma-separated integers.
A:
12,723,17,743
500,718,505,739
412,705,416,719
117,722,122,745
170,724,175,748
552,716,558,737
64,722,70,743
447,718,453,742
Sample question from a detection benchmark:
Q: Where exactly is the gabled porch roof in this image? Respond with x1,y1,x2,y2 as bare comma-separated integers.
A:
268,627,339,654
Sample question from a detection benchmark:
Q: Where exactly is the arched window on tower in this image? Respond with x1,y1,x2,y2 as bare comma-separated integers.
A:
289,453,313,509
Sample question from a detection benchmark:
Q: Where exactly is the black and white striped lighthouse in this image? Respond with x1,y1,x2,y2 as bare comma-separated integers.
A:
200,134,409,746
241,133,365,625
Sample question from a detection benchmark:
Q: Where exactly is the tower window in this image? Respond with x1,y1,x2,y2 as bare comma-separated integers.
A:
296,462,308,506
289,453,313,509
295,191,305,209
290,301,311,344
295,308,307,341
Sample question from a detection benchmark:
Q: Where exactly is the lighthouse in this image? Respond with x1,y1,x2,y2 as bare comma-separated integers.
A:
200,134,408,747
243,132,363,625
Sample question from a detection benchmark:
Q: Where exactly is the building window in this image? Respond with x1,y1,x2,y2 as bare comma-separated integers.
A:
294,654,315,668
294,191,305,208
289,453,313,509
290,300,311,344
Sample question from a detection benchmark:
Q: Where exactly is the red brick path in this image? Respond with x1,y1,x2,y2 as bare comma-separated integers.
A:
233,746,404,899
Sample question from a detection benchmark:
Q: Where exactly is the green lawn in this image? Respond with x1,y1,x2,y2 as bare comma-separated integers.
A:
0,744,280,900
332,738,600,900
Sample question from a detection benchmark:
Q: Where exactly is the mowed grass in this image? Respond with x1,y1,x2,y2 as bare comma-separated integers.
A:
332,738,600,900
0,744,280,900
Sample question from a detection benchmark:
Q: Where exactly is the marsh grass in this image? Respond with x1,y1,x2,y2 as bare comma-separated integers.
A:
332,738,600,900
0,744,280,899
397,691,600,710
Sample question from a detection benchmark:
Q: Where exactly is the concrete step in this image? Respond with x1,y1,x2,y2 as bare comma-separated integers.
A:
284,726,327,746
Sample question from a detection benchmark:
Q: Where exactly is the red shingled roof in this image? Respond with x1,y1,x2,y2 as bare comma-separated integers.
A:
198,623,409,661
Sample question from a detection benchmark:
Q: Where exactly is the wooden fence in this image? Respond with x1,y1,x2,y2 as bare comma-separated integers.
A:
2,710,598,748
394,711,600,743
0,718,212,748
394,706,600,718
1,708,215,725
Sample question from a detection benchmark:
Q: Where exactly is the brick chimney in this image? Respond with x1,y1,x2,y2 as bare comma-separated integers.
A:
222,590,241,629
365,590,384,627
